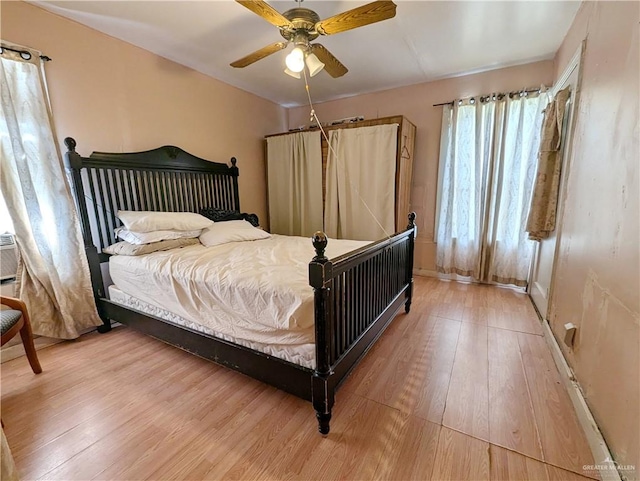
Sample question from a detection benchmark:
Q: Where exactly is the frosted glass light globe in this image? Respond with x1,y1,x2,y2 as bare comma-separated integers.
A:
285,47,305,73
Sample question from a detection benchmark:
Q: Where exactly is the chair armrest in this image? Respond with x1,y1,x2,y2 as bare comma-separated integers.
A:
0,296,27,314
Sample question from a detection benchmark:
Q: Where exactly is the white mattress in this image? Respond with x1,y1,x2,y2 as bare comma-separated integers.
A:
108,235,369,368
108,285,317,368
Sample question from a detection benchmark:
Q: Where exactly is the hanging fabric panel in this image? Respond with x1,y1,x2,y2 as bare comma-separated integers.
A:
324,124,397,241
436,91,549,287
0,45,101,338
435,102,494,278
525,87,571,241
266,131,323,237
487,93,549,286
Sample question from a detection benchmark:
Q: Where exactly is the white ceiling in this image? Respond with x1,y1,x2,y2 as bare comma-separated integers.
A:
32,1,580,107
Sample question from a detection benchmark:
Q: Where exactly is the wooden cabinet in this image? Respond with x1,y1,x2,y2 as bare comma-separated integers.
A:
266,115,416,234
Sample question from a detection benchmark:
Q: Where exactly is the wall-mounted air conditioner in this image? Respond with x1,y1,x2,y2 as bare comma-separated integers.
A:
0,234,18,281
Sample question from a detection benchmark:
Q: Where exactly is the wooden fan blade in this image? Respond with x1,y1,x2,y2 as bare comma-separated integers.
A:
314,1,396,35
236,0,293,29
230,42,287,68
311,44,348,78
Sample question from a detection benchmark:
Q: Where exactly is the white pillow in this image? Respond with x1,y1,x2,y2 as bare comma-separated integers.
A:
103,238,200,256
117,210,213,233
115,227,202,245
199,220,271,247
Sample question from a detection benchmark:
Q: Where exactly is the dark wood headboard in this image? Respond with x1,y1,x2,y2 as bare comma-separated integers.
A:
63,137,240,257
63,137,240,311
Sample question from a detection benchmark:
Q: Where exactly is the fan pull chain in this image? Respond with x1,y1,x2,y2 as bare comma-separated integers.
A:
302,69,392,240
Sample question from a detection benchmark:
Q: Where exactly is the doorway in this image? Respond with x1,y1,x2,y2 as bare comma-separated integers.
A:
529,44,583,319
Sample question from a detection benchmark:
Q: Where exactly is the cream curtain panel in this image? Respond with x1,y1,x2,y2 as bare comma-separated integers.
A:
325,124,397,241
436,92,548,286
435,102,494,278
526,87,571,240
1,428,19,481
486,93,549,286
266,131,323,237
0,45,101,338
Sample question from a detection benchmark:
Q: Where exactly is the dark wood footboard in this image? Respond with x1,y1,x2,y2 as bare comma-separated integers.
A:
309,213,416,434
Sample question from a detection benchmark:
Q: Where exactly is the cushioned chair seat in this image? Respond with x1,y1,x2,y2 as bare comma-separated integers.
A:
0,310,22,335
0,296,42,374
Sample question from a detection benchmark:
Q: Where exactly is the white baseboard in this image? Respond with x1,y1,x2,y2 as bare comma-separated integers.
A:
533,281,548,300
0,324,104,364
541,319,622,481
0,336,62,363
413,268,479,285
413,268,439,278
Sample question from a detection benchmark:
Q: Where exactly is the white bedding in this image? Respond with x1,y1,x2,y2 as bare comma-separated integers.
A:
108,234,369,358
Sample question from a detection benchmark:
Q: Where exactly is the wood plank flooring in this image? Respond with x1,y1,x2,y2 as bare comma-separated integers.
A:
1,277,597,480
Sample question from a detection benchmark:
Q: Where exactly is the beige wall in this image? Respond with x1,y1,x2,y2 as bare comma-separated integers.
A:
1,1,287,225
287,61,554,272
550,2,639,475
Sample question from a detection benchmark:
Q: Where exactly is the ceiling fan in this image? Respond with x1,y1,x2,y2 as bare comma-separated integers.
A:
230,0,397,78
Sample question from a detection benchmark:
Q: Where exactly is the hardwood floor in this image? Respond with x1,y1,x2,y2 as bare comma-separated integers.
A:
1,277,597,480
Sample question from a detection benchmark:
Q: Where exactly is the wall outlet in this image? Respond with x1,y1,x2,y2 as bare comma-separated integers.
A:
563,322,577,347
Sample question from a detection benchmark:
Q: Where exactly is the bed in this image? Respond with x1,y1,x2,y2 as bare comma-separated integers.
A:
63,137,416,435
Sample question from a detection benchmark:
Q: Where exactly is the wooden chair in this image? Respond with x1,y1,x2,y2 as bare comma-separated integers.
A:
1,296,42,374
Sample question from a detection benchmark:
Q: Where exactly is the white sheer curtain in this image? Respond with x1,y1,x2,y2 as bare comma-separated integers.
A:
325,124,397,241
436,92,548,286
266,131,323,237
487,94,548,285
0,45,101,338
435,102,494,278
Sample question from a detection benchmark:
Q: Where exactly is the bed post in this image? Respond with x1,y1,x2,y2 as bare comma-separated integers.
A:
63,138,111,333
309,232,334,435
405,212,417,313
229,157,240,212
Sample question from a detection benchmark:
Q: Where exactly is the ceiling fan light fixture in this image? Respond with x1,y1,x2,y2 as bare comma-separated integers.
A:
284,67,301,79
232,0,397,78
305,53,325,77
285,47,305,73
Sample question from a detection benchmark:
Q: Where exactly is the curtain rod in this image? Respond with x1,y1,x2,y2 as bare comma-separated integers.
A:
433,87,543,107
0,45,51,62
